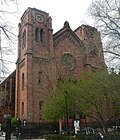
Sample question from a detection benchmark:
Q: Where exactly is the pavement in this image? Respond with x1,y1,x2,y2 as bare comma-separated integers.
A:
0,135,16,140
0,136,45,140
0,134,45,140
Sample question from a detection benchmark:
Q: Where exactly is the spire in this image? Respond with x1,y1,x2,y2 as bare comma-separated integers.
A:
64,21,70,28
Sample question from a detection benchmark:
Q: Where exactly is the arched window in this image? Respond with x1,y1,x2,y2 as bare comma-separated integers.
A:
39,101,43,110
35,28,39,42
22,30,26,48
38,71,42,84
40,29,43,42
22,102,24,115
22,73,24,89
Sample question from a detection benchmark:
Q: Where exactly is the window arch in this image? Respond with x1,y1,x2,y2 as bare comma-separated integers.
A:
22,30,26,48
40,29,43,42
38,71,42,84
35,28,39,42
39,101,43,110
22,102,24,115
35,28,44,43
22,73,25,89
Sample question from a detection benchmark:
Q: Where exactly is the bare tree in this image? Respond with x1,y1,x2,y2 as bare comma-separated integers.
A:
88,0,120,70
0,0,19,77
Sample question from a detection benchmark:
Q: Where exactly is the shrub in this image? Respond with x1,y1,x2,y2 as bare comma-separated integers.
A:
11,117,17,126
44,134,77,140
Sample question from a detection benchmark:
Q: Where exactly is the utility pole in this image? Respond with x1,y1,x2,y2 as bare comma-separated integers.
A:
64,90,69,134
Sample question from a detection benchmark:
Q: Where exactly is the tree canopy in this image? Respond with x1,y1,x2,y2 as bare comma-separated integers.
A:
77,72,120,131
0,0,19,76
42,72,120,131
88,0,120,69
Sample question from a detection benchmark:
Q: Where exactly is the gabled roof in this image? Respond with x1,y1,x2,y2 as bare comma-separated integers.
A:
74,24,97,32
53,21,84,50
0,70,16,85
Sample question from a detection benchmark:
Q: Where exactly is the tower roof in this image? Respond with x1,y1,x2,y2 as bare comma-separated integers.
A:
21,7,49,20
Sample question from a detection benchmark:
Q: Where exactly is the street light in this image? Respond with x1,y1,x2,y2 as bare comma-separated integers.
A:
28,112,33,139
64,90,69,134
4,114,11,140
16,118,21,140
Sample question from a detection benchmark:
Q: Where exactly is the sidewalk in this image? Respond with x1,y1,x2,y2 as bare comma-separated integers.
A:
23,139,45,140
0,135,45,140
0,132,45,140
0,136,45,140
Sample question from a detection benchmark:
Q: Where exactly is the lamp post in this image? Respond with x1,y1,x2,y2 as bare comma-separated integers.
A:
64,90,69,134
16,118,21,140
28,112,33,140
4,114,11,140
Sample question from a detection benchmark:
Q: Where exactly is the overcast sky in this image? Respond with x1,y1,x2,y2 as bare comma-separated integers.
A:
18,0,94,33
1,0,94,76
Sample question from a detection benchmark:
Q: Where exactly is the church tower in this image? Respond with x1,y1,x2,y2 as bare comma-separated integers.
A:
15,7,107,123
74,25,106,72
15,8,55,123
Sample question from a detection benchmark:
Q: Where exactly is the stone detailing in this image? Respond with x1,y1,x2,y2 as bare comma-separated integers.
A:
0,8,107,123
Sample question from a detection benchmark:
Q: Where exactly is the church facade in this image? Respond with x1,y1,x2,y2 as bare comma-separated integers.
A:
0,7,106,123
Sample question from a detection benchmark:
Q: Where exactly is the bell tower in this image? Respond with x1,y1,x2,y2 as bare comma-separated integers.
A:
15,8,54,122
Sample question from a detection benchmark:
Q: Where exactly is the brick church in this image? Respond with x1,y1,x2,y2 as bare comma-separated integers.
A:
0,7,106,123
